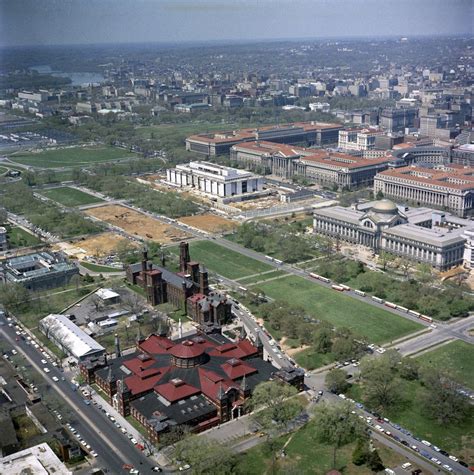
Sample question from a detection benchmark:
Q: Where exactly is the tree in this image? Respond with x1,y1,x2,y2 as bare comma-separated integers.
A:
325,368,349,394
122,293,145,316
377,251,394,271
172,435,235,475
312,326,333,354
352,438,370,466
399,358,420,381
416,263,434,284
249,381,301,432
159,424,191,446
359,356,402,412
367,450,385,472
375,190,384,200
420,368,470,425
312,401,367,469
0,283,30,313
399,258,412,280
115,240,140,265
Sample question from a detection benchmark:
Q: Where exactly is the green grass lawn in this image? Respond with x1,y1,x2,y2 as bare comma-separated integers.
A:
6,225,42,248
8,146,139,169
80,261,122,273
257,276,423,344
40,186,104,207
169,240,274,280
235,423,413,475
416,340,474,390
294,348,336,370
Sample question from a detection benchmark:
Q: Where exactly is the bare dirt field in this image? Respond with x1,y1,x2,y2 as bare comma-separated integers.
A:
54,232,130,259
232,194,282,210
85,205,191,243
179,214,237,233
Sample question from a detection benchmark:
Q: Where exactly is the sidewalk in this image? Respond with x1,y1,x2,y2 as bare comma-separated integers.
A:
87,385,164,465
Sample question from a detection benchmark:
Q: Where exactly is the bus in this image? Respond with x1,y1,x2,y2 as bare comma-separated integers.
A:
238,286,247,292
396,305,409,312
420,314,433,323
384,301,397,309
309,272,320,280
331,285,344,291
372,296,384,304
319,276,331,283
354,289,366,297
408,310,421,317
265,255,273,261
339,284,351,291
273,258,283,265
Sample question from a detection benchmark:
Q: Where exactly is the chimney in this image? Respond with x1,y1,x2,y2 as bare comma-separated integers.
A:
199,265,209,296
114,333,121,357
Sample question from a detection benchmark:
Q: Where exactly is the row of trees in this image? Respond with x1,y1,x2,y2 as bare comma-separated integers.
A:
232,219,316,263
76,173,199,218
2,183,102,238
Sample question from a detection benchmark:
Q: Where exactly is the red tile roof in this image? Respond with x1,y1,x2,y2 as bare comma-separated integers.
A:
170,340,206,359
221,358,257,379
139,335,175,355
155,379,200,403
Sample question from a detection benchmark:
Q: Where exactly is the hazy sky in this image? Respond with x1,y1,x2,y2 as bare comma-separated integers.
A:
1,0,472,47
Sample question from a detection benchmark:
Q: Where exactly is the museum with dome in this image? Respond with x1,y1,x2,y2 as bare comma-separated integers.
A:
313,199,471,270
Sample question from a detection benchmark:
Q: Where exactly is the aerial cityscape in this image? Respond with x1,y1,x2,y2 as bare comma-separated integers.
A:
0,0,473,474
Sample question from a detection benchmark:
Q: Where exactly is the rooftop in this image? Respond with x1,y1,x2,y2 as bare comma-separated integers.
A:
0,443,72,475
39,314,105,359
376,165,474,191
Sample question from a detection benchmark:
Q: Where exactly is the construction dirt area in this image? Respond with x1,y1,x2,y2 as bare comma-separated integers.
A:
85,205,191,243
55,232,131,259
179,214,238,233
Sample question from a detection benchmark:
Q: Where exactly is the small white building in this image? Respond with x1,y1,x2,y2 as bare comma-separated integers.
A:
39,314,105,361
166,161,264,201
95,288,120,305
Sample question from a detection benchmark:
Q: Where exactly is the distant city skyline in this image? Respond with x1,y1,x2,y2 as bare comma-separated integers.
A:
0,0,472,48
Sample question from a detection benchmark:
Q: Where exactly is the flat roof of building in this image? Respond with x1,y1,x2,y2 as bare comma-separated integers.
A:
300,150,390,169
376,165,474,191
186,121,342,145
231,140,306,157
0,442,72,475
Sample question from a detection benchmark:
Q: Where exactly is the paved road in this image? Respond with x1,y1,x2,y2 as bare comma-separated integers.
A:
395,315,474,355
305,372,472,474
0,314,161,474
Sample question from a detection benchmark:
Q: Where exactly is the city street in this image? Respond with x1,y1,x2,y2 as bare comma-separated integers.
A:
0,312,162,474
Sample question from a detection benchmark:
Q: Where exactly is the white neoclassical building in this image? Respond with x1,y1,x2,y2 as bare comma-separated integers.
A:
313,199,473,270
166,161,264,201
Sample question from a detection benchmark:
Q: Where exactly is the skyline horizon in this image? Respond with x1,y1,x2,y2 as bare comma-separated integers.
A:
1,0,472,48
0,32,472,51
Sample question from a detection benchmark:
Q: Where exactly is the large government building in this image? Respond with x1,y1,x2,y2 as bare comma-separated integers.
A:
313,199,474,270
230,140,390,189
185,121,342,157
373,164,474,217
166,161,264,202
